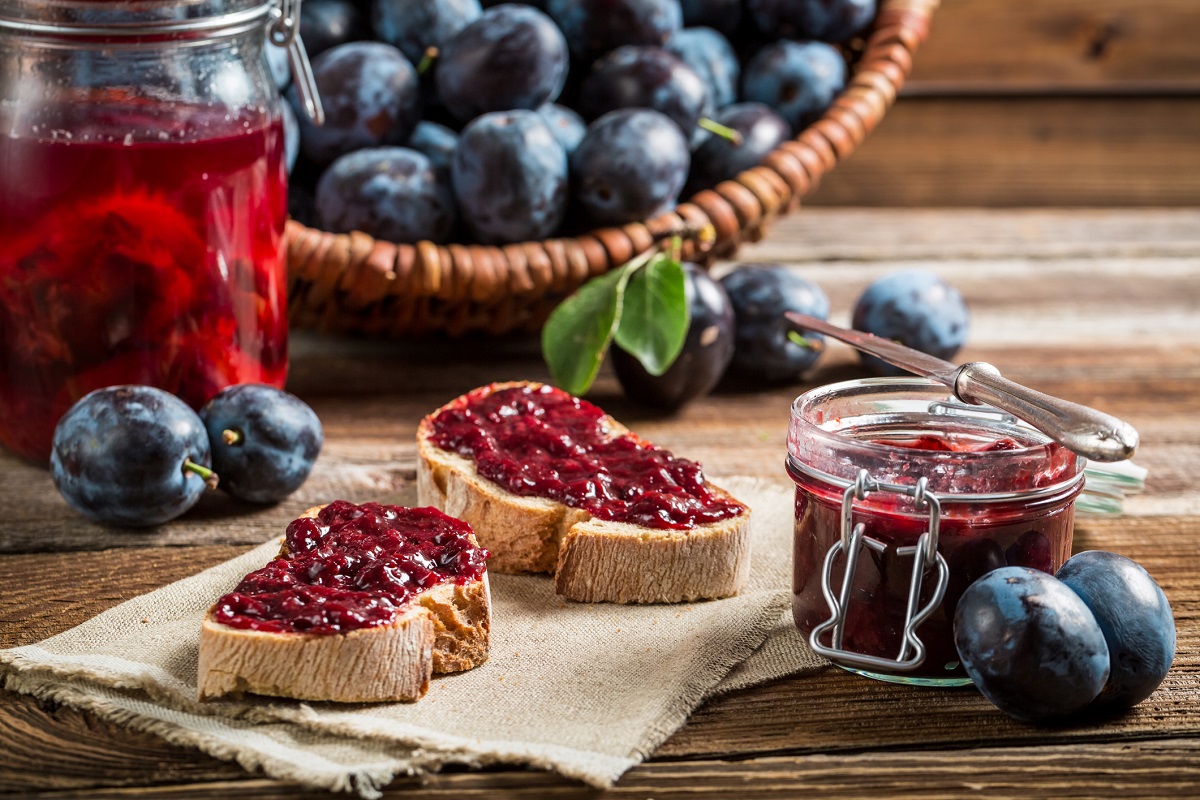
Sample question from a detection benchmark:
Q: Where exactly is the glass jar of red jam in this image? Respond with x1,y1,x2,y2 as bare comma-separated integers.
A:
0,0,307,462
788,378,1086,686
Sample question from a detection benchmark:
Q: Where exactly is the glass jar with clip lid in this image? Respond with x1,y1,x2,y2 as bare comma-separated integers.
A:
787,378,1088,686
0,0,322,462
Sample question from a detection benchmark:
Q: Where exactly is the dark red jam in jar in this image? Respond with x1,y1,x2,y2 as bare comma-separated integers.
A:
787,378,1085,685
427,383,746,529
214,501,490,635
0,0,290,462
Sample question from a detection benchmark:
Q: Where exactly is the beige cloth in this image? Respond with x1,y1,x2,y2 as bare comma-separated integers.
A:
0,477,826,797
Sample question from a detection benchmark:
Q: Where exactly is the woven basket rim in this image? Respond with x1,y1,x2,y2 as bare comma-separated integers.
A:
286,0,940,337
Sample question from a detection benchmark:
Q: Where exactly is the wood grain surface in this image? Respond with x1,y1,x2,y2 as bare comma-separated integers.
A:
907,0,1200,94
1,209,1198,798
804,0,1200,206
808,96,1200,207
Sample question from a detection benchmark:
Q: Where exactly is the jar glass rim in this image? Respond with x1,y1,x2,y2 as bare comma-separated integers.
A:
788,376,1086,499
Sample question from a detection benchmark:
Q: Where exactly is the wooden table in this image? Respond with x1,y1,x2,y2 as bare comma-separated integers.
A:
806,0,1200,208
2,208,1198,798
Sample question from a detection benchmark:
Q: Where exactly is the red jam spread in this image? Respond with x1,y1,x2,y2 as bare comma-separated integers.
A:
790,429,1082,680
428,384,745,530
0,104,288,462
213,501,489,635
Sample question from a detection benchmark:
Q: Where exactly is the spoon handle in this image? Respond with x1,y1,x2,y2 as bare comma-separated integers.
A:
954,362,1139,462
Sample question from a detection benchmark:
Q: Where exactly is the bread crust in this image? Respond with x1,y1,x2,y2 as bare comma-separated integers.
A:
198,507,491,703
198,602,434,703
417,382,751,603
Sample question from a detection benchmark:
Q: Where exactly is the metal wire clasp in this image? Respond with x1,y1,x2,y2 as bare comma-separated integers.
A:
808,470,950,673
928,396,1018,425
269,0,324,125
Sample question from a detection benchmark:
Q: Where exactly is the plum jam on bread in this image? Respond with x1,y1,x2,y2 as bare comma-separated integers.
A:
418,382,751,603
198,502,490,703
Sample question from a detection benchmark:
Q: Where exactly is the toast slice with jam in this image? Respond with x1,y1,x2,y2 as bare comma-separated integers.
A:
417,382,751,603
198,502,490,703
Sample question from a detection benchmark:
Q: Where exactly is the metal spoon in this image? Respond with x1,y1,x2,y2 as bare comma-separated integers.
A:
785,312,1139,462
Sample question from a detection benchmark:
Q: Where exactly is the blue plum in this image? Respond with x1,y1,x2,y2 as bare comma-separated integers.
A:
578,45,710,146
570,108,690,225
537,103,587,155
371,0,482,66
954,567,1110,722
680,0,742,34
666,27,740,110
748,0,877,43
546,0,682,62
316,147,456,243
50,386,214,527
289,41,420,166
720,265,829,382
1057,551,1176,709
452,110,568,244
686,102,791,193
741,40,846,132
299,0,368,58
612,263,736,409
435,5,568,121
851,270,970,376
201,384,324,504
407,121,459,174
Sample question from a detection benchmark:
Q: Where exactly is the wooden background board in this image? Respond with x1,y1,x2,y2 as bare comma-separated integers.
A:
807,0,1200,206
1,208,1199,798
905,0,1200,93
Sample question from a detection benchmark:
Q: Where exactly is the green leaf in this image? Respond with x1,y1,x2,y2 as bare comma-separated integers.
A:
541,267,627,396
613,254,690,376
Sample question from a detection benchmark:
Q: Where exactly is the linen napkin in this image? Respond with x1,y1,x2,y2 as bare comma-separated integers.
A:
0,477,826,797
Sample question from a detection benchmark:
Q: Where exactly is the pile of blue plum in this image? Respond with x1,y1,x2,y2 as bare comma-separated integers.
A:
955,553,1176,722
276,0,878,245
615,265,969,409
50,385,324,527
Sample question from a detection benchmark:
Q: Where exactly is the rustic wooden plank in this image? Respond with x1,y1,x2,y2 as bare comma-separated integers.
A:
0,694,246,792
0,546,246,649
806,97,1200,207
8,740,1200,799
743,208,1200,262
908,0,1200,93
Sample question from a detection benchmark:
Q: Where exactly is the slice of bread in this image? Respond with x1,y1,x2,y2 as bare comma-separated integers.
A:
417,382,751,604
198,506,490,703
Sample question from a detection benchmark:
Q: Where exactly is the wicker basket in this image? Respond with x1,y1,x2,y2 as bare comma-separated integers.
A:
285,0,939,338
